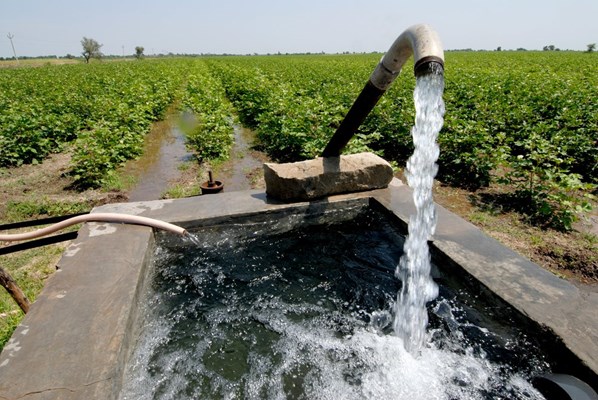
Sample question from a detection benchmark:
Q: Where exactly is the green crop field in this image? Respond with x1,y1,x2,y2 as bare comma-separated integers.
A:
1,52,596,226
208,52,597,229
0,51,596,350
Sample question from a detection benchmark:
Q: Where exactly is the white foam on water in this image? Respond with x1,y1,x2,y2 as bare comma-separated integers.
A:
181,232,203,247
120,292,546,400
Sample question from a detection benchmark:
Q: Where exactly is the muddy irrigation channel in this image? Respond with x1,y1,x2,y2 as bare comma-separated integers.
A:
125,116,268,201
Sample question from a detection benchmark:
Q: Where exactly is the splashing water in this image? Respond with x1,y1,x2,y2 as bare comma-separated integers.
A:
393,65,445,353
182,231,203,246
121,207,549,399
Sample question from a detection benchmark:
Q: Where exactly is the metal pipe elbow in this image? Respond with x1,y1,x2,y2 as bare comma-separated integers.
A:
370,24,444,90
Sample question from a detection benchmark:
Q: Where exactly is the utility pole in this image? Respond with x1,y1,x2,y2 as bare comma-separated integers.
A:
7,32,19,64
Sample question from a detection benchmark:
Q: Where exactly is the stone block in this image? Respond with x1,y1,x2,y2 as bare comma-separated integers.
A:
263,152,394,201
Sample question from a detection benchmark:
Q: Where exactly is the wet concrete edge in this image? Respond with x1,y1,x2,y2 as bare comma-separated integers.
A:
0,223,155,399
0,180,596,399
373,180,598,388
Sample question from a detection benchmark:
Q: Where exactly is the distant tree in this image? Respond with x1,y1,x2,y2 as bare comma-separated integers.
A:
543,45,556,51
587,43,596,53
81,37,103,63
516,48,527,51
496,46,502,51
64,53,76,59
135,46,144,60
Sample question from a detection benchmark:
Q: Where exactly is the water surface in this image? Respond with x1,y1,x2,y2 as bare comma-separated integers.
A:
120,205,549,400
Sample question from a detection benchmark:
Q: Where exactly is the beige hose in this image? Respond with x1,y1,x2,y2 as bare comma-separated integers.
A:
0,213,187,242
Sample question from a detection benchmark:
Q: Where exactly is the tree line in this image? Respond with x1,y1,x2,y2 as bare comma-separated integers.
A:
80,37,144,63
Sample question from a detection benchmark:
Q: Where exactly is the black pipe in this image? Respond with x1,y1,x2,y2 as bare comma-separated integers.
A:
0,212,89,231
0,231,78,256
322,59,444,158
322,81,385,157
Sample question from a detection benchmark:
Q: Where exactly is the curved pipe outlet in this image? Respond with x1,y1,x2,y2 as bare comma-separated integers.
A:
370,24,444,90
322,24,444,158
0,213,187,242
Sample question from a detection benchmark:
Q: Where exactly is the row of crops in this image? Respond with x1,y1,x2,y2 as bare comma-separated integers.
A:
181,62,235,161
1,52,596,229
0,60,188,186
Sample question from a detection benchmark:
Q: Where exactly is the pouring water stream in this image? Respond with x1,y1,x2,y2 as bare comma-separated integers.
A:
393,64,445,354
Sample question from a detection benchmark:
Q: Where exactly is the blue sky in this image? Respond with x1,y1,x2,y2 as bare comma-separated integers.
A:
1,0,597,57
